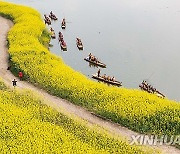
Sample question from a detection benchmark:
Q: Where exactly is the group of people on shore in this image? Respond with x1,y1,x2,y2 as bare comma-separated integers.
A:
97,69,116,82
139,80,157,93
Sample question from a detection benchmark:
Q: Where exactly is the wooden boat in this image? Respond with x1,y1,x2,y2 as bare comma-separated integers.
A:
49,14,58,20
61,23,66,29
76,38,83,50
45,19,51,25
60,42,67,51
49,11,58,20
84,57,106,68
77,43,83,50
44,15,51,25
139,83,165,98
155,92,165,98
61,18,66,29
58,32,63,42
92,74,122,87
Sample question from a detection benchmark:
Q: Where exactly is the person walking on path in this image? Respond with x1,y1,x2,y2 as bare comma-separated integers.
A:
12,79,17,88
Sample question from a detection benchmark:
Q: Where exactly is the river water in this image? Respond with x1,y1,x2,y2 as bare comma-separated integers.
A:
6,0,180,101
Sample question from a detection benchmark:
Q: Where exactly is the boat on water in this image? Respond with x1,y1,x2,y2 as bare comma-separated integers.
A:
44,15,51,25
44,19,51,25
76,38,83,50
61,24,66,29
58,32,63,42
61,18,66,29
49,11,58,20
49,15,58,20
60,41,67,51
139,81,165,98
84,57,106,68
92,74,122,87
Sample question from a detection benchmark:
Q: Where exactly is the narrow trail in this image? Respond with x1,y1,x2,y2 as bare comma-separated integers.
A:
0,16,179,154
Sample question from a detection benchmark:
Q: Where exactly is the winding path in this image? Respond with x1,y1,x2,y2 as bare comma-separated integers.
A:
0,16,179,154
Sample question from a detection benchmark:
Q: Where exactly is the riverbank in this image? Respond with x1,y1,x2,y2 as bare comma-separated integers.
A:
0,1,179,150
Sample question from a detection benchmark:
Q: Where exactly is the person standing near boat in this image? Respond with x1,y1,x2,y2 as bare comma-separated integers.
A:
62,18,65,25
97,69,101,77
107,76,111,81
111,76,115,82
89,53,92,60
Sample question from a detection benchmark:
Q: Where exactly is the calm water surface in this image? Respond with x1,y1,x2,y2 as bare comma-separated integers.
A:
6,0,180,101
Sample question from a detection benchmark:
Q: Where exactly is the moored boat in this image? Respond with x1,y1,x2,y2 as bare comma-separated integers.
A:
92,74,122,87
84,57,106,68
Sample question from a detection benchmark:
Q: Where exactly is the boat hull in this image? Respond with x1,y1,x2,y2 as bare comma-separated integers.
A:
92,74,122,87
61,25,66,29
84,58,106,68
51,35,56,39
60,43,67,51
77,44,83,50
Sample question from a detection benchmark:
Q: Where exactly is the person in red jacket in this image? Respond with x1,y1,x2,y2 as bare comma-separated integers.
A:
18,71,23,80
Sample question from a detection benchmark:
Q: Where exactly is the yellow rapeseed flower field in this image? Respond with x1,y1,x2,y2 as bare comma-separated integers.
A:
0,1,179,137
0,79,155,153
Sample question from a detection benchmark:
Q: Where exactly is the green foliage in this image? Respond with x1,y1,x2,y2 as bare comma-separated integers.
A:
0,1,179,138
0,12,14,21
38,29,51,48
0,78,7,90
